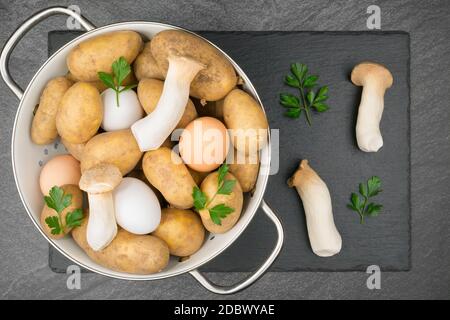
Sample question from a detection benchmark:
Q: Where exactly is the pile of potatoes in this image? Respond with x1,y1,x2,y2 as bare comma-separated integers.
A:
31,30,268,275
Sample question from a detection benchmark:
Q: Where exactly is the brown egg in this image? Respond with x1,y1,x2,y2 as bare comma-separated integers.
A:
179,117,229,172
39,154,81,195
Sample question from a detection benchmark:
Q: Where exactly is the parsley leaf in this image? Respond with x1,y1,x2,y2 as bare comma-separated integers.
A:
44,186,72,215
285,108,302,118
366,203,382,217
119,84,138,92
285,74,300,88
217,164,229,186
66,209,84,228
191,164,237,225
367,176,382,197
347,176,383,224
43,186,83,235
303,75,318,88
209,204,235,226
97,72,115,90
312,102,329,112
97,56,137,107
217,180,236,195
217,164,236,195
193,187,207,210
290,63,308,82
280,63,329,126
279,93,300,108
112,57,130,86
45,216,62,235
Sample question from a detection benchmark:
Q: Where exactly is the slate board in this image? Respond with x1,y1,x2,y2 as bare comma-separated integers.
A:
48,30,410,272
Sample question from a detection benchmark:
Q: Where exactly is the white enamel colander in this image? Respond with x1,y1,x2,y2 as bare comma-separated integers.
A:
0,6,284,295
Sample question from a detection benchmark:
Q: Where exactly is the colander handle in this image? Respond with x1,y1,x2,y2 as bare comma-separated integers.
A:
0,6,95,100
189,199,284,295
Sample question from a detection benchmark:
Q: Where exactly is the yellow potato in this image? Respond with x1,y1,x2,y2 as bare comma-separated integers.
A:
81,129,142,175
72,213,170,274
228,149,259,192
67,31,143,82
142,147,197,209
134,41,165,81
137,78,197,129
223,89,268,155
31,77,73,145
151,30,237,101
56,82,103,144
199,172,243,233
152,208,205,257
40,184,83,240
61,137,85,161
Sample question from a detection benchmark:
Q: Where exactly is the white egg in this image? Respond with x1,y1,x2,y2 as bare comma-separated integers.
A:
101,87,143,131
113,177,161,234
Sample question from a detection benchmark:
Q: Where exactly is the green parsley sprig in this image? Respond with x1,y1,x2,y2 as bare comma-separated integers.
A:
192,164,236,225
280,63,329,126
44,186,84,235
347,176,383,224
98,56,137,107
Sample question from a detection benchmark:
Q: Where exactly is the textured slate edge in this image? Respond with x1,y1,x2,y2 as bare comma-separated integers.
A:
406,32,412,272
46,30,412,273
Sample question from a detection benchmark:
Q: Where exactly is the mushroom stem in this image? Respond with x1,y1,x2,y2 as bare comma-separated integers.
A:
356,83,385,152
79,163,122,251
288,160,342,257
86,192,117,251
131,56,205,151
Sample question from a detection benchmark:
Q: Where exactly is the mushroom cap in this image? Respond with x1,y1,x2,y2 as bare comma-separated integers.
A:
287,159,311,188
79,163,122,194
351,62,393,88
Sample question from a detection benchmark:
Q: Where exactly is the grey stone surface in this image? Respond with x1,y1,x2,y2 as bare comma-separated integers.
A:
0,0,449,299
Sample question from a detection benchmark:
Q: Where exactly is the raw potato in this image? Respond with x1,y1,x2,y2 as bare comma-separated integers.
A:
31,77,73,145
223,89,268,155
81,129,142,175
56,82,103,144
67,31,143,82
134,41,165,81
151,30,237,101
72,213,170,274
228,149,259,192
40,184,83,239
142,147,197,209
61,137,85,161
137,78,197,129
199,172,243,233
152,208,205,257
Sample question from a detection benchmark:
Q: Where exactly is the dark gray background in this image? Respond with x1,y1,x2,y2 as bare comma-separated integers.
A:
0,0,449,299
